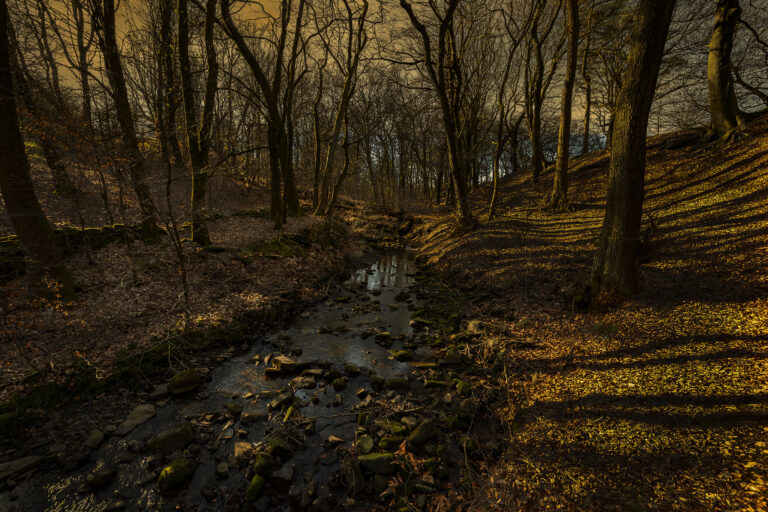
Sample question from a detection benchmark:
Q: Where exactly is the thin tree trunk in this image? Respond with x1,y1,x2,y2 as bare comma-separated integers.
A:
591,0,676,299
549,0,579,211
92,0,158,237
0,0,74,297
581,1,593,155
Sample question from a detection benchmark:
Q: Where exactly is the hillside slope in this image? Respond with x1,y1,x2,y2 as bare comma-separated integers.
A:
411,118,768,511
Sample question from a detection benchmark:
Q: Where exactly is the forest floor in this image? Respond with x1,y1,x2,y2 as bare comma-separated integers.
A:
409,117,768,510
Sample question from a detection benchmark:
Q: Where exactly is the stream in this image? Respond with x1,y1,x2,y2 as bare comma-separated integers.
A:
2,252,445,511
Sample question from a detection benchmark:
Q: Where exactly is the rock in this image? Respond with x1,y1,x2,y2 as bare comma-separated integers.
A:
84,429,105,449
245,474,266,501
378,436,404,450
240,410,267,425
407,422,437,447
400,416,419,430
234,441,255,463
215,461,229,478
266,436,293,457
355,388,368,399
335,295,351,303
86,463,116,487
115,404,156,435
149,383,169,400
369,374,385,390
358,453,396,474
384,378,410,391
374,332,391,342
157,458,195,492
331,394,343,407
269,391,294,410
291,376,317,389
327,435,344,446
301,368,325,379
225,403,243,416
383,421,408,435
168,369,200,395
148,423,194,454
391,350,413,362
356,435,374,454
273,355,297,372
332,378,347,392
387,303,401,311
252,452,277,475
425,380,450,389
344,363,361,376
271,464,295,491
0,455,43,482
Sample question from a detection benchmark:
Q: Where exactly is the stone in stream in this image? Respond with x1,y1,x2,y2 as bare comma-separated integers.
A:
0,455,43,482
252,452,277,475
266,436,294,457
391,350,413,362
378,436,405,450
344,363,361,376
291,375,317,389
332,378,348,392
301,368,324,379
225,403,243,417
331,394,343,407
157,458,196,492
358,453,396,474
245,474,266,501
383,421,408,435
168,369,200,395
114,404,156,436
268,391,294,410
85,462,116,488
215,461,229,478
147,423,194,454
356,435,374,454
407,422,437,447
240,410,267,425
84,429,105,449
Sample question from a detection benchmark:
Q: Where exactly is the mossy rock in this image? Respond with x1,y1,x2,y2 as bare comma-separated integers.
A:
344,363,361,376
225,403,243,416
383,421,408,435
407,422,437,447
378,436,405,450
358,452,397,474
356,435,374,454
332,378,348,392
168,369,200,395
148,423,194,454
266,436,293,457
245,474,266,501
391,350,413,362
252,452,277,475
157,458,195,492
455,380,471,396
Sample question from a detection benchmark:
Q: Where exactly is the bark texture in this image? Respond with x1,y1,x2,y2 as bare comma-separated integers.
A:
591,0,676,298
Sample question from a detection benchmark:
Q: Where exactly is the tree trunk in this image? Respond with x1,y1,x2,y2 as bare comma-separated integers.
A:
581,1,593,155
0,0,75,296
591,0,676,299
549,0,579,211
93,0,158,237
707,0,743,139
178,0,217,246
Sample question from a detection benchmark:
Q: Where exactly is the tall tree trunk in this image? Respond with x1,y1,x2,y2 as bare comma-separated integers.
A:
707,0,743,139
73,0,92,129
178,0,217,246
549,0,579,211
92,0,158,237
581,1,593,155
591,0,676,299
0,0,74,297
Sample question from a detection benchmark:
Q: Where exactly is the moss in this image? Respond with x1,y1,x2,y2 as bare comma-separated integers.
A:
157,458,195,492
245,474,266,501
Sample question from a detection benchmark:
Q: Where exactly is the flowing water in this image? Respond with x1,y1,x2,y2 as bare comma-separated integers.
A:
2,252,430,511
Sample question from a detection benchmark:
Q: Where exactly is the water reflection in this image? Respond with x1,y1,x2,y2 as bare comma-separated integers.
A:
348,253,415,291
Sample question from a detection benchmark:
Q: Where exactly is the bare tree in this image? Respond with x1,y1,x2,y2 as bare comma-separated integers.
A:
707,0,744,139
